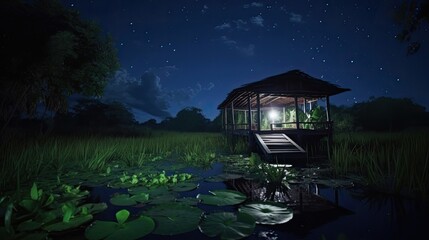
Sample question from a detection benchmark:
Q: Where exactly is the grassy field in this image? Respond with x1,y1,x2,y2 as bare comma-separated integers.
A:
331,131,429,199
0,132,249,193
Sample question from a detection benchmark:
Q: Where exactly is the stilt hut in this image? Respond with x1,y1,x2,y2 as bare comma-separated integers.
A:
217,70,350,163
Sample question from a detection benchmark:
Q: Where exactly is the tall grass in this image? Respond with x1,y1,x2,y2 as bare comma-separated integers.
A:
0,132,228,192
331,131,429,199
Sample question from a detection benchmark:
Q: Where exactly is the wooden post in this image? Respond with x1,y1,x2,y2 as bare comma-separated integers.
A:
247,94,253,151
326,96,333,160
326,96,331,122
231,101,235,131
247,95,252,130
294,96,300,129
224,108,228,133
303,98,306,114
256,94,261,131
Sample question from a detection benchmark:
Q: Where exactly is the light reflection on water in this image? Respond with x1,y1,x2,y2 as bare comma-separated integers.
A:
84,161,428,240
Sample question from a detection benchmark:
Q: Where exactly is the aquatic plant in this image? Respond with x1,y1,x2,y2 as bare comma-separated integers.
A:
238,202,293,225
85,209,154,240
331,131,429,199
199,212,255,240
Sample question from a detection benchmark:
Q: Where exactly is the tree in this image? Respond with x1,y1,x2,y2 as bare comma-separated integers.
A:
0,0,120,135
352,97,426,131
394,0,429,55
160,107,210,132
71,99,136,128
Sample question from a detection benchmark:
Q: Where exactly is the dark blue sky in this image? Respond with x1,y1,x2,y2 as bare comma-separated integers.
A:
62,0,429,122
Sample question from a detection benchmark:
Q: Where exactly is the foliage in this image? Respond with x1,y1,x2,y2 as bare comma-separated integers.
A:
160,107,211,132
352,97,426,131
84,209,155,240
394,0,429,54
330,105,355,132
332,131,429,199
0,132,227,191
0,0,119,134
0,182,107,239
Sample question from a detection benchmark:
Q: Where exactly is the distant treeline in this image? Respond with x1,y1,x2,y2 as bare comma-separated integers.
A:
5,96,429,137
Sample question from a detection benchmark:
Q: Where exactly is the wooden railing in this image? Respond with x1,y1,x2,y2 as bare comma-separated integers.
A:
223,121,332,132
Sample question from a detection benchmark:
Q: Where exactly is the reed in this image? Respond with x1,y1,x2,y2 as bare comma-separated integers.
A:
331,131,429,199
0,132,227,192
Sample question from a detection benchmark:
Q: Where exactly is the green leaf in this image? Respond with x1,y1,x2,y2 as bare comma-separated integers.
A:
62,204,74,223
144,203,203,235
19,199,37,212
85,216,155,240
169,182,198,192
79,203,108,215
30,183,39,200
239,202,293,225
199,212,255,240
115,209,130,225
17,220,42,232
43,214,93,232
110,193,150,206
4,202,13,233
197,190,247,206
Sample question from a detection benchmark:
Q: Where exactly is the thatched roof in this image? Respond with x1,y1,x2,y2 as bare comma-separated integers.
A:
218,69,350,109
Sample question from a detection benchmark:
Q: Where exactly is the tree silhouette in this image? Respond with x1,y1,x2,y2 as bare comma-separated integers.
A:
0,0,119,135
394,0,429,55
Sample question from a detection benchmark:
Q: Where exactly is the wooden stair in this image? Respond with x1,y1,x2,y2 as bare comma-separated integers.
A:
255,133,305,155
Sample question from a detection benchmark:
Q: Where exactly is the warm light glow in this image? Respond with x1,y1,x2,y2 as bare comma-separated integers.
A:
268,110,278,121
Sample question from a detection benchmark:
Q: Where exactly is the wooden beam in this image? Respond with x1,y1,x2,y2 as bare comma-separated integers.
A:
326,96,331,122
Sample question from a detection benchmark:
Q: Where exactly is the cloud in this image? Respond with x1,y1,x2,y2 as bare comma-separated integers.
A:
219,36,255,56
215,22,231,30
289,13,303,23
233,19,249,31
103,69,171,118
244,2,264,8
103,68,214,118
250,15,264,27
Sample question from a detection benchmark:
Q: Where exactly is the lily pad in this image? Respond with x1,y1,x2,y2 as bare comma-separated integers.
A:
85,215,155,240
199,212,255,240
43,214,93,232
110,193,149,206
238,202,293,225
169,182,198,192
17,220,42,232
144,203,203,235
175,197,200,206
197,190,247,206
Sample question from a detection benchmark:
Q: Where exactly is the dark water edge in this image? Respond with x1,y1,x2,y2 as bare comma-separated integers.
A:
53,162,428,240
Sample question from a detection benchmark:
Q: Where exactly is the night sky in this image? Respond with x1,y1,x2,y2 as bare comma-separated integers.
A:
61,0,429,122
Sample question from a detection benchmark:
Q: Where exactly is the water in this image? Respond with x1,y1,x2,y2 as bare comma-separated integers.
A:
76,161,428,240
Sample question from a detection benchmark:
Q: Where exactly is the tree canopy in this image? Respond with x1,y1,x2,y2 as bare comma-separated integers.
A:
394,0,429,55
0,0,119,134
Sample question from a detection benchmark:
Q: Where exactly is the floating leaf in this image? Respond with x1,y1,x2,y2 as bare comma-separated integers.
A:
110,193,149,206
85,216,154,240
239,202,293,225
175,197,200,206
43,214,93,232
79,203,108,215
144,203,203,235
197,190,246,206
169,182,198,192
17,220,42,232
199,212,255,240
116,209,130,225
